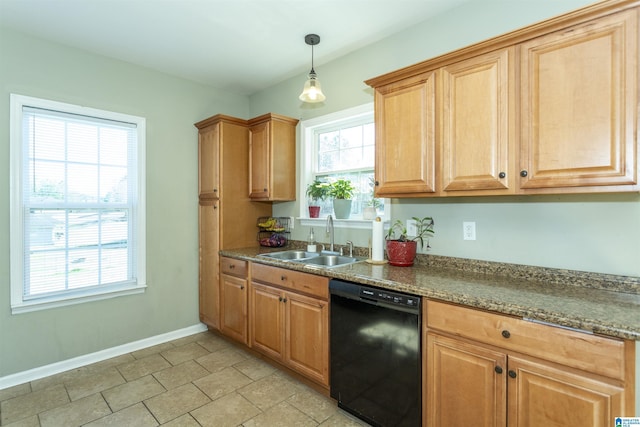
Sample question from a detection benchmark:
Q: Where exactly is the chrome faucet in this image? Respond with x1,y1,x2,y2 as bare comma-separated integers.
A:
345,240,353,257
326,215,334,252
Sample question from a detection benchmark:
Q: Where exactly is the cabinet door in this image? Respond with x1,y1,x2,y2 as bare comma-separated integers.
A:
520,10,638,192
198,123,220,199
374,71,437,196
285,291,329,387
442,48,515,194
220,274,248,344
250,282,285,361
507,356,628,427
248,121,270,199
426,333,507,427
198,200,219,329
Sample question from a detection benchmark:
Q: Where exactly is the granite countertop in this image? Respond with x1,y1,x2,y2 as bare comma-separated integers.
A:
220,246,640,341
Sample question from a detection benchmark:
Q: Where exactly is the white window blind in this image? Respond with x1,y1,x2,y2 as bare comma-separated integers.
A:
10,95,146,312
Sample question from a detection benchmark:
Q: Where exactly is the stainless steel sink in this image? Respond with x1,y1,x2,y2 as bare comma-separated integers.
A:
258,250,319,260
298,255,364,267
258,250,365,268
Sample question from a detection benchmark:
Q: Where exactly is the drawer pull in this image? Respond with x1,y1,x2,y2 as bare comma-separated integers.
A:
494,366,503,374
229,264,235,269
281,275,287,281
508,370,517,379
282,297,287,303
501,330,511,339
279,296,283,302
240,285,244,290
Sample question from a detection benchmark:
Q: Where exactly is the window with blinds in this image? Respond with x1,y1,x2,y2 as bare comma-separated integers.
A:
10,94,146,313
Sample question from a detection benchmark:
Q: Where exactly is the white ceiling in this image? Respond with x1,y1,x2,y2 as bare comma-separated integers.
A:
0,0,470,95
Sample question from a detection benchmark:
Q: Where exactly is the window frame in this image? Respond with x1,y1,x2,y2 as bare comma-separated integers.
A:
9,94,147,314
298,103,389,229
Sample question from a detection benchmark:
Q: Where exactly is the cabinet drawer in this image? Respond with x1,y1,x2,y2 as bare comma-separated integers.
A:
251,263,329,300
220,257,247,277
426,300,628,380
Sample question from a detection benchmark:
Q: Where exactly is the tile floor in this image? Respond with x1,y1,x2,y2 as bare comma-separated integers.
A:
0,331,370,426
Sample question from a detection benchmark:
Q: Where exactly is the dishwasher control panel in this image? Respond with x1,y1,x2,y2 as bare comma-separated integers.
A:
360,287,419,308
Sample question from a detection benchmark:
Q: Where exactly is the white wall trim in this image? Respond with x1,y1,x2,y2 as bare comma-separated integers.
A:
0,323,208,391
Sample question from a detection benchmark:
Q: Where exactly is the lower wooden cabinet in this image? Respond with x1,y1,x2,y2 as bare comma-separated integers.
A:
219,257,249,344
425,300,635,426
250,263,330,387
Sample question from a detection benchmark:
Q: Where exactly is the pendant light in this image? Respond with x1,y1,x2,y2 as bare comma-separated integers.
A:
299,34,326,103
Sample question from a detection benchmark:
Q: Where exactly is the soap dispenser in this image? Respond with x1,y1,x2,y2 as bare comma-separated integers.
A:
307,228,317,252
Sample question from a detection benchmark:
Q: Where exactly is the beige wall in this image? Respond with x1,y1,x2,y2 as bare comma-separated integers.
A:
251,0,640,276
0,28,249,377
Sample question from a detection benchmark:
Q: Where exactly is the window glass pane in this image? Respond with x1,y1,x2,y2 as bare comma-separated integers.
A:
306,108,382,218
18,101,140,304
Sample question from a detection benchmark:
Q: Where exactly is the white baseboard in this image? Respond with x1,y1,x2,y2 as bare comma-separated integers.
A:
0,323,209,391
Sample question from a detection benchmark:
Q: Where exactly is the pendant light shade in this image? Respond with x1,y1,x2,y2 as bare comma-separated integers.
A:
299,34,326,103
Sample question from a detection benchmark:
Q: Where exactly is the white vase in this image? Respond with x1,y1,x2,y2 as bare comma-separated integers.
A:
363,206,376,220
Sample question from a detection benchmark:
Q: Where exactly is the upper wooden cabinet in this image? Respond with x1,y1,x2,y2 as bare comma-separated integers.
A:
373,71,437,197
366,0,639,197
198,115,247,199
248,113,299,201
441,47,516,195
519,8,638,192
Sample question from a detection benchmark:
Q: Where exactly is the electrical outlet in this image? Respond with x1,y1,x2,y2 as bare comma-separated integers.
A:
289,216,294,229
406,219,417,237
463,221,476,240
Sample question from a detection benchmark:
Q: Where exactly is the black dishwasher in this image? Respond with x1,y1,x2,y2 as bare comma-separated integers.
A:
329,279,421,427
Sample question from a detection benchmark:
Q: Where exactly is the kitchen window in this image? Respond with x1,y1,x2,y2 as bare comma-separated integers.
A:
9,94,146,313
299,103,387,227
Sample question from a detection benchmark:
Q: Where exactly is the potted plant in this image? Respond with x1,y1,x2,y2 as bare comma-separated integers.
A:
385,216,434,266
329,178,356,219
305,179,331,218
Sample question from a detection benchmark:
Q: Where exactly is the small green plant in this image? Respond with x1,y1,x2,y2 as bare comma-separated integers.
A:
386,216,435,249
329,179,356,200
306,179,331,203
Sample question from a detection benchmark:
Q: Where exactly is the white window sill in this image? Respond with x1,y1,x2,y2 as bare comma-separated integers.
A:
11,283,147,314
299,217,389,230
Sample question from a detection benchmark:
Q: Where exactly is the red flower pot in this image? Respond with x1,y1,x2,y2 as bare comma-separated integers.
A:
308,206,321,218
386,240,417,267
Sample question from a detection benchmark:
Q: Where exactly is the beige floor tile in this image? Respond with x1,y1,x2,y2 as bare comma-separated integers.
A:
38,393,111,427
195,347,248,373
144,383,210,424
193,367,253,400
84,402,159,427
242,401,317,427
102,374,165,412
0,384,69,425
195,334,232,353
169,332,211,348
161,413,201,426
238,373,301,411
84,354,136,373
0,382,31,402
233,356,277,381
65,367,126,401
30,368,86,392
0,415,40,427
318,411,371,426
161,342,210,366
152,360,209,390
287,387,337,423
117,353,171,381
191,392,260,427
131,341,176,360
